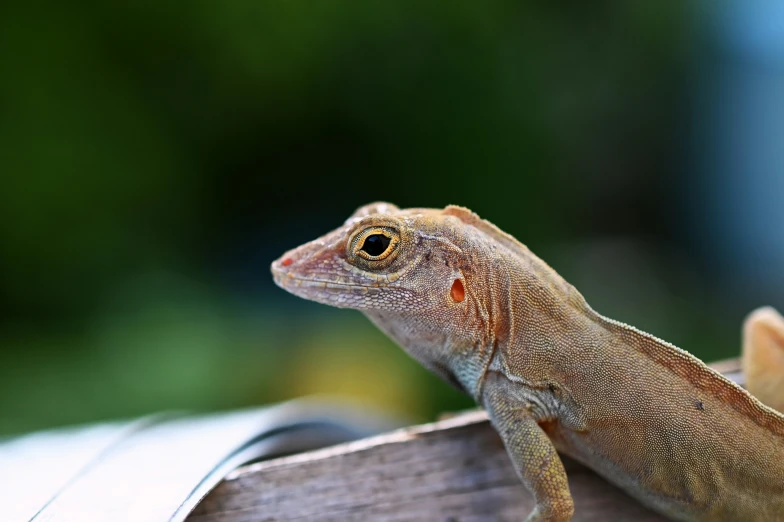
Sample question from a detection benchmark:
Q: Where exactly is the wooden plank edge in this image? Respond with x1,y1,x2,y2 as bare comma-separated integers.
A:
188,357,742,521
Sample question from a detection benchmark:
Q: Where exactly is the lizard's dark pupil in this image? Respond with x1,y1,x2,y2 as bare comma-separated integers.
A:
361,234,391,256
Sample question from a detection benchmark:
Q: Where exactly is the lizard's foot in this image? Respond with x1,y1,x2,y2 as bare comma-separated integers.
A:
525,499,574,522
742,306,784,413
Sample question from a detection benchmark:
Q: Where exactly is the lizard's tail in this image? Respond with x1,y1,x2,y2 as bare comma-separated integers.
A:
742,306,784,413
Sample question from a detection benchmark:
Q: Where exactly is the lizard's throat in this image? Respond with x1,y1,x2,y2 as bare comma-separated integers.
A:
363,311,495,400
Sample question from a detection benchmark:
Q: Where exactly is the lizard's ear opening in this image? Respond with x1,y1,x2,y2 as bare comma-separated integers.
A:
347,202,400,223
451,278,465,303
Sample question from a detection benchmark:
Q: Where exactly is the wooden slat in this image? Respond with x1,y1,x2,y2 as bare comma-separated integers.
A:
187,358,742,522
708,357,743,383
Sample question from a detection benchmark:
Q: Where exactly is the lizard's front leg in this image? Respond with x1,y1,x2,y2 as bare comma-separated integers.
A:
483,377,574,522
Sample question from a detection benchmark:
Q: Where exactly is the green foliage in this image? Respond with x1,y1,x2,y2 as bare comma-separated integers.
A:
2,1,736,435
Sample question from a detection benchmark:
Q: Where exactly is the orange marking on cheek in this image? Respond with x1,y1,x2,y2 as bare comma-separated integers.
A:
451,279,465,302
282,258,294,267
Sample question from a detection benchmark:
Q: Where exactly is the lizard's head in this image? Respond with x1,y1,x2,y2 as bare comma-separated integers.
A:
272,201,510,395
271,202,477,317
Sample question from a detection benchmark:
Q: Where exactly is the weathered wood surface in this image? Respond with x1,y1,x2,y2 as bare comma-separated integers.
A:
188,359,743,522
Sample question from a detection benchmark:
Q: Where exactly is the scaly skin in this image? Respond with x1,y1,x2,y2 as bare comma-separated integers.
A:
271,202,784,521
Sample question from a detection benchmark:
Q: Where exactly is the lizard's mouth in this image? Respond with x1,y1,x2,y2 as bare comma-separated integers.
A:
272,270,378,292
270,258,387,309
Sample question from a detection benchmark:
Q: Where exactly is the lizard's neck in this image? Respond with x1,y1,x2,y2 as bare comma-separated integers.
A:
484,243,595,384
363,309,497,401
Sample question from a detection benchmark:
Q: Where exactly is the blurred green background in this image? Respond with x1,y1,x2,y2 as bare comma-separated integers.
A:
2,1,783,435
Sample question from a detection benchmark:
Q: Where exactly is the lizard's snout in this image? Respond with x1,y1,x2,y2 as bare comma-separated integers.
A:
270,250,301,288
270,239,340,293
271,254,295,273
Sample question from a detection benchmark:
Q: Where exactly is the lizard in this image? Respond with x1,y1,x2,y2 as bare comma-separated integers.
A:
271,202,784,521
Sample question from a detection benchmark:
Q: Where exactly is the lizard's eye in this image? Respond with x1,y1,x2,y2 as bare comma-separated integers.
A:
350,226,400,262
361,234,390,256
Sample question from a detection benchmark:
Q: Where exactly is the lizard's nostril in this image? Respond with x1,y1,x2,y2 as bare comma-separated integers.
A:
282,257,294,267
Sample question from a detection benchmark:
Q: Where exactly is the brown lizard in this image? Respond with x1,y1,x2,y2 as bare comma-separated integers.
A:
271,202,784,521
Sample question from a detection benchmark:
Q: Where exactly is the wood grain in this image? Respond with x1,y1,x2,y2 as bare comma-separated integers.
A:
187,359,744,522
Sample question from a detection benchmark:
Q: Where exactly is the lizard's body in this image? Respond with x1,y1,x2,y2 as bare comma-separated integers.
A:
272,202,784,521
